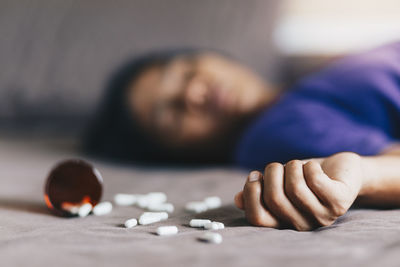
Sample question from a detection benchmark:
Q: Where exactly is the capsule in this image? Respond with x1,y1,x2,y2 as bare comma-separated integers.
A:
185,201,208,213
147,203,174,213
114,194,137,206
78,203,93,217
156,226,178,236
139,212,168,225
199,232,223,244
189,219,211,228
93,201,113,216
124,218,138,228
204,221,224,230
204,196,222,209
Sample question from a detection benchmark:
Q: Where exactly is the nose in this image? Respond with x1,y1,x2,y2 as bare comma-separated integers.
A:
184,76,208,111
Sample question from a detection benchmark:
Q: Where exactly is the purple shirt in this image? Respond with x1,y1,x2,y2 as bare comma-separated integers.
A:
235,42,400,170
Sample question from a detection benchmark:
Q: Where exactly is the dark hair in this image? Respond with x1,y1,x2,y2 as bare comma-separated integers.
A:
83,48,231,165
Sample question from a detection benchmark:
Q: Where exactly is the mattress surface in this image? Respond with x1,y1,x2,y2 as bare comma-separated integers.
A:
1,137,399,267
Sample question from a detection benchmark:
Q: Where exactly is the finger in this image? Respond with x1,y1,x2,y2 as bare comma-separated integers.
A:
263,163,313,231
234,191,244,210
243,171,279,227
303,160,338,205
284,160,331,226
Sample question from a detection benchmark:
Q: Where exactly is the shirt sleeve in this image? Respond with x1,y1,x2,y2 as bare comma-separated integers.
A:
234,95,394,170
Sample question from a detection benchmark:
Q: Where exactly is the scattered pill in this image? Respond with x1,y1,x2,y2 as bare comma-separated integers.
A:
78,203,93,217
185,201,208,213
93,201,113,216
204,221,225,230
199,232,223,244
204,196,222,209
139,212,168,225
204,222,219,230
136,196,150,208
189,219,212,228
61,202,80,215
141,212,168,220
114,194,137,206
214,222,225,229
147,203,174,213
146,192,167,203
124,218,138,228
156,226,178,236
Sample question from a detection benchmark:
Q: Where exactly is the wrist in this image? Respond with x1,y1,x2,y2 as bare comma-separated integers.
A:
358,156,378,197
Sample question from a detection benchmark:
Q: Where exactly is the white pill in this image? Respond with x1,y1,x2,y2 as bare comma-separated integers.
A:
139,212,168,225
147,203,174,213
114,194,137,206
214,222,225,229
78,203,93,217
146,192,167,203
61,202,80,215
136,196,150,208
93,201,113,216
189,219,212,228
199,232,223,244
141,212,168,220
156,226,178,236
204,222,219,230
204,221,225,230
124,218,138,228
204,196,222,209
185,201,208,213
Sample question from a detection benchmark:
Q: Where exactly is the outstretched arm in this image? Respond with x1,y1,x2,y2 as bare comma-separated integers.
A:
234,148,400,231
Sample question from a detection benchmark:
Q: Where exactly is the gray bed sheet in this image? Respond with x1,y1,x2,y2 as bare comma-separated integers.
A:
1,136,400,267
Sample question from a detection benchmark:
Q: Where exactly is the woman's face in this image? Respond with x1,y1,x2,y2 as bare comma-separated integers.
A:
129,52,270,149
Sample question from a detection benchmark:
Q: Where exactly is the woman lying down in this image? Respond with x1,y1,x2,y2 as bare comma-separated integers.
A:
85,42,400,231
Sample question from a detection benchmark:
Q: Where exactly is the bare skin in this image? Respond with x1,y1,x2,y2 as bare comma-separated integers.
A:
234,148,400,231
129,52,277,149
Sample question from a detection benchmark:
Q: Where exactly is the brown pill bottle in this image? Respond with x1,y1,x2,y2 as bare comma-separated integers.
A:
44,159,103,216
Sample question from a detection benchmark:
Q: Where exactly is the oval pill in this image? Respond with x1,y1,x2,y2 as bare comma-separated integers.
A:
189,219,212,228
147,203,174,213
204,196,222,209
185,201,208,213
114,194,137,206
156,226,178,236
124,218,138,228
93,201,113,216
199,232,223,244
139,212,168,225
146,192,167,203
204,222,219,230
78,203,93,217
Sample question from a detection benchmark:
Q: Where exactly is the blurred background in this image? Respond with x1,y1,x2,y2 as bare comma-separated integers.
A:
1,0,400,139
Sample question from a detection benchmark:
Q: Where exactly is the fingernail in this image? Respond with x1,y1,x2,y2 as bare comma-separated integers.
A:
248,171,260,182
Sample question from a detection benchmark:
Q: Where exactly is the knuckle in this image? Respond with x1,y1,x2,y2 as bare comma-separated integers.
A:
330,202,347,217
285,183,303,201
265,162,282,173
264,192,282,210
286,159,302,168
